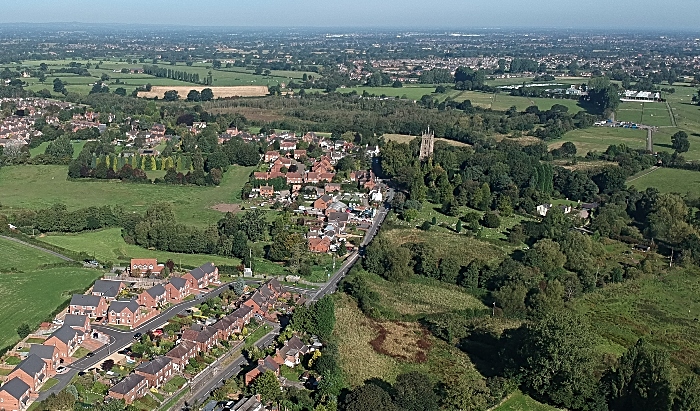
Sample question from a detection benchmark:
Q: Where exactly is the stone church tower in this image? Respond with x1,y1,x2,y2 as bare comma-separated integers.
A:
419,128,435,161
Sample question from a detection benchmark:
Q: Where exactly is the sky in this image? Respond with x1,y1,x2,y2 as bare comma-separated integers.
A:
1,0,699,31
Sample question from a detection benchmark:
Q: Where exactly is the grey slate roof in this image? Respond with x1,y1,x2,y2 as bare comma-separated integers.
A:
13,354,45,378
109,300,139,313
0,377,30,399
135,356,171,375
109,373,145,395
70,294,103,307
28,344,56,360
49,325,80,344
63,314,88,329
188,263,216,280
92,280,123,298
146,284,166,298
231,305,252,319
169,277,187,289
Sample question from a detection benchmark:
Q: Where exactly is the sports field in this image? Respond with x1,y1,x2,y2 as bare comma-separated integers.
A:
0,237,102,351
39,228,241,268
0,165,255,226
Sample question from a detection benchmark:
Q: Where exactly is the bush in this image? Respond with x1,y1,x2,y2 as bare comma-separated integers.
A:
420,221,432,231
481,212,501,228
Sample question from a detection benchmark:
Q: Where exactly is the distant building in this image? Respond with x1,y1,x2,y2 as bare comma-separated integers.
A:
419,128,435,161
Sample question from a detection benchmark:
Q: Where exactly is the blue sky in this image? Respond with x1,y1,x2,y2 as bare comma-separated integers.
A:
2,0,699,30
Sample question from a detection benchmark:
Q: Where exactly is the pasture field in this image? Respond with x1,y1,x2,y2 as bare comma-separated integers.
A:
0,237,102,351
0,165,255,226
39,228,241,268
29,141,86,158
450,91,585,113
627,167,700,196
137,85,268,99
548,127,647,155
573,268,700,372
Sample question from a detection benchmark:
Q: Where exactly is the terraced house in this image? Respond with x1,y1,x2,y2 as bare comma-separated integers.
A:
134,356,173,389
68,294,108,318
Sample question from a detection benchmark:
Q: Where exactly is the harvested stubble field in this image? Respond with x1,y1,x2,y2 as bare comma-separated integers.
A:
137,85,268,99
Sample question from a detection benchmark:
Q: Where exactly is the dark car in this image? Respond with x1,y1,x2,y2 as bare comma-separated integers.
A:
133,332,142,340
85,351,95,358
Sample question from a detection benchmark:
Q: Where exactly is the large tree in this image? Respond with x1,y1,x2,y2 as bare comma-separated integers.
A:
671,131,690,153
251,370,281,403
393,371,439,411
343,384,397,411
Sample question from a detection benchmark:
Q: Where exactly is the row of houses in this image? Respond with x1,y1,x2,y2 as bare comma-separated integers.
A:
108,279,288,404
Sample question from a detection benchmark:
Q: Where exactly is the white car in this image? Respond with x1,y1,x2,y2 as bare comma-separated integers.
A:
56,366,67,374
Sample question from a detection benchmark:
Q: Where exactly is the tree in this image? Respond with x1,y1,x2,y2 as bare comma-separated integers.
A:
53,78,66,93
343,384,397,411
674,376,700,411
672,131,690,153
312,295,335,341
251,370,281,403
481,212,501,228
393,371,439,411
200,88,214,101
524,238,567,278
45,135,74,159
114,87,127,96
509,311,598,409
605,339,673,411
40,389,76,411
186,89,201,102
163,90,179,101
16,322,31,338
233,277,246,295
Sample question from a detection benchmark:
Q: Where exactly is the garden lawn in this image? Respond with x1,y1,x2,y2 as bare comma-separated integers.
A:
572,268,700,372
39,228,241,267
0,238,102,351
627,167,700,197
0,164,255,226
163,375,187,394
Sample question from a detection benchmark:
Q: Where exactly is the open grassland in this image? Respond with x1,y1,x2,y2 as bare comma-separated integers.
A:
334,294,485,387
573,268,700,372
0,165,255,226
137,85,268,99
627,167,700,197
29,141,86,158
337,85,458,101
492,391,560,411
449,91,585,113
382,133,470,147
39,228,241,267
0,237,102,351
364,272,487,319
616,102,673,127
549,127,647,154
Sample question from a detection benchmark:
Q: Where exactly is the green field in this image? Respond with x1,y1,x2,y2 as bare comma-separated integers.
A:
18,58,315,96
39,228,241,268
573,268,700,372
0,164,254,226
549,127,647,154
627,167,700,196
0,237,102,351
493,391,560,411
616,102,673,127
29,141,86,158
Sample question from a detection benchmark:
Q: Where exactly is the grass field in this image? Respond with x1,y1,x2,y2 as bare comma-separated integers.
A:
29,141,86,158
492,391,560,411
0,237,102,351
616,102,673,127
627,167,700,196
548,127,647,154
573,268,700,372
0,164,255,226
382,133,470,147
39,228,241,268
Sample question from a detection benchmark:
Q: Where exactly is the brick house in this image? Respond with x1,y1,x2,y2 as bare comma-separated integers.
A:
28,345,59,376
165,340,198,371
8,355,48,395
107,300,143,328
229,305,254,330
264,151,279,163
137,284,167,309
286,172,303,185
319,172,335,182
212,316,236,341
324,183,341,193
0,377,31,411
68,294,107,319
304,172,320,184
181,325,219,352
182,263,219,290
313,195,333,211
62,314,91,333
293,150,307,160
108,373,148,405
43,325,82,359
244,356,280,385
91,280,125,300
253,171,270,181
280,141,296,151
164,277,190,303
308,237,331,253
273,336,309,368
129,258,164,276
259,185,274,198
135,356,173,389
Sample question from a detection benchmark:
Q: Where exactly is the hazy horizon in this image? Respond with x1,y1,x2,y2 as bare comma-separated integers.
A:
1,0,699,31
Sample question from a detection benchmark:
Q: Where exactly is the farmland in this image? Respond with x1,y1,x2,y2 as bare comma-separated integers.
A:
39,228,241,268
0,237,102,351
627,167,700,196
548,127,647,155
0,165,255,226
137,85,268,99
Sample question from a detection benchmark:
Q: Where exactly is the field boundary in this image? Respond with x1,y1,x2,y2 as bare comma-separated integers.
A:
627,166,659,183
0,235,75,262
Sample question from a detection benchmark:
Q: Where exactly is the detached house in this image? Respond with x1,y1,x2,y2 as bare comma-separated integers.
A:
62,314,91,333
165,277,190,303
0,377,31,411
8,355,47,396
137,284,167,309
91,280,125,300
308,237,331,253
135,356,173,389
244,356,280,385
182,263,219,290
107,300,143,328
165,340,198,371
259,185,274,198
43,325,82,359
313,195,333,211
68,294,107,318
108,374,148,405
273,336,310,368
129,258,164,276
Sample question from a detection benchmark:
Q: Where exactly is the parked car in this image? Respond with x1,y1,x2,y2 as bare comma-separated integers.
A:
86,352,94,358
133,332,142,340
56,366,67,374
